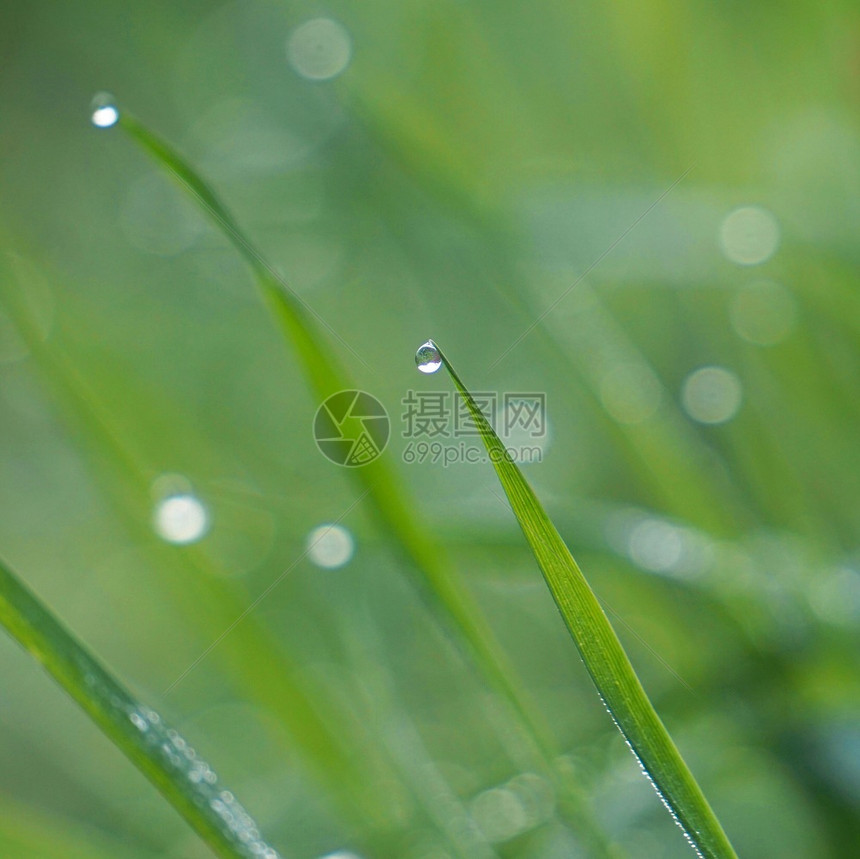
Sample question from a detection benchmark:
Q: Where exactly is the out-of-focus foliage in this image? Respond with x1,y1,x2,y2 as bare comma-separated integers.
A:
0,1,858,857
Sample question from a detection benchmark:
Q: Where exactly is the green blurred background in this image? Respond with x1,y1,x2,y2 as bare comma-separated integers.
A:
1,1,859,856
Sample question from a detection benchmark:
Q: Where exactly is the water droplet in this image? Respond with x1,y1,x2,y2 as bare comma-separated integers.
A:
122,699,280,854
90,92,119,128
415,340,442,374
129,710,149,731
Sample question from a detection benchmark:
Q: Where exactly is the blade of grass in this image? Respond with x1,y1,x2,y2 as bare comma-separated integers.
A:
6,245,590,857
434,341,738,859
114,109,620,856
0,555,280,859
0,262,438,852
344,90,749,534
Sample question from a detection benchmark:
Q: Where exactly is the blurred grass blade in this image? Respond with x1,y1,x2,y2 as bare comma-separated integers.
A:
116,110,619,856
119,113,345,398
435,342,738,859
0,556,281,859
347,92,747,535
0,266,423,849
0,794,161,859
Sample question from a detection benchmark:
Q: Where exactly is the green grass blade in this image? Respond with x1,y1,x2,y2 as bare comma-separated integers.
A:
119,113,344,398
434,341,738,859
0,267,416,843
0,556,280,859
114,109,619,857
346,90,748,535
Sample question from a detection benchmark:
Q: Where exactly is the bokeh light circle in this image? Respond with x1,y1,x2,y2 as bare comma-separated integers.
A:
287,19,352,81
681,366,743,425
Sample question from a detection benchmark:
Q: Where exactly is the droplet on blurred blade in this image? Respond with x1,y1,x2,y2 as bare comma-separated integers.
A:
90,92,119,128
415,340,442,374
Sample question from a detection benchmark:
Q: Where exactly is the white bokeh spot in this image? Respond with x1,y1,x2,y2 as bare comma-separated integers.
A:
287,19,352,81
629,519,684,573
681,366,743,425
307,524,354,569
154,494,209,545
719,206,780,266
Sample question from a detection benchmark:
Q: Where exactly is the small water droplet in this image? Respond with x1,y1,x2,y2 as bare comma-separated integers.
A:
129,710,149,731
115,697,280,854
415,340,442,374
90,92,119,128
